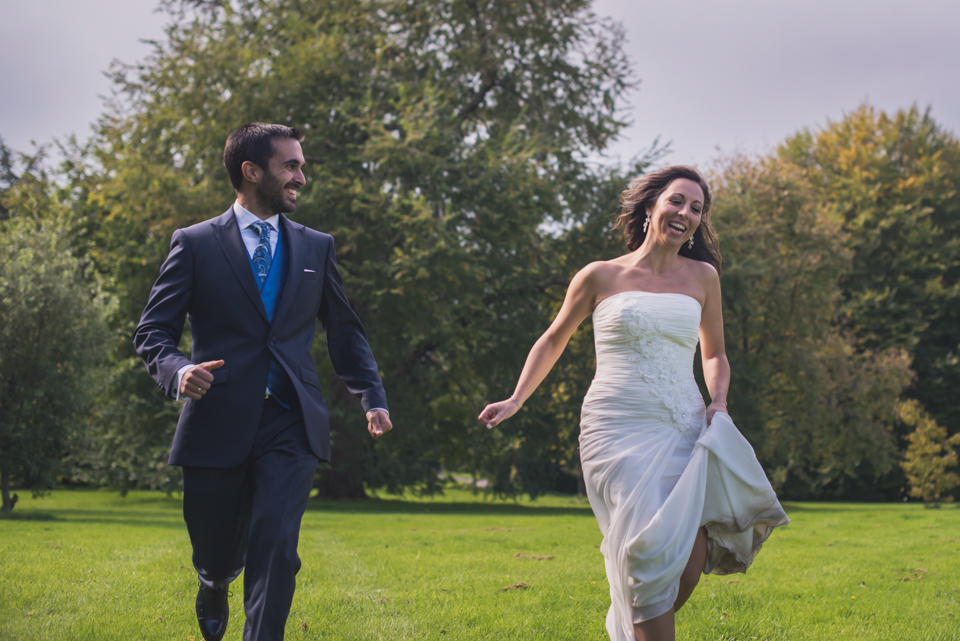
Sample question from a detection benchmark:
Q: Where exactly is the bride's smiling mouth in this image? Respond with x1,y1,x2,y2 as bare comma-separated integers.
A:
667,221,687,236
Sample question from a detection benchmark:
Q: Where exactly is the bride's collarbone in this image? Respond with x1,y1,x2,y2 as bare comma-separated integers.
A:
595,289,703,310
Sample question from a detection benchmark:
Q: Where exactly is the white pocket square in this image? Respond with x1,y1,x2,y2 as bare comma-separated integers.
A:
304,269,316,273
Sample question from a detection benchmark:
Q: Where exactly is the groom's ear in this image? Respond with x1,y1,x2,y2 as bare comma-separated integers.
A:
240,160,263,185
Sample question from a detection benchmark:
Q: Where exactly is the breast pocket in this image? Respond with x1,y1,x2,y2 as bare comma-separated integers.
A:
302,268,319,281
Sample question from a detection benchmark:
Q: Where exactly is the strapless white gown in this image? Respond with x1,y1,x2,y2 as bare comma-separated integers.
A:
579,291,789,640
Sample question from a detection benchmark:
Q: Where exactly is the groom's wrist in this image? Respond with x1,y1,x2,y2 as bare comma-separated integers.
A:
174,363,195,401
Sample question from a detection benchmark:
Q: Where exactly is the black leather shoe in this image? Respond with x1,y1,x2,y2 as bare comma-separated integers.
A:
195,583,229,641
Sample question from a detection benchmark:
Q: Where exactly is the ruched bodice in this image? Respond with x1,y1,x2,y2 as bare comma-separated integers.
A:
578,291,789,641
584,292,704,435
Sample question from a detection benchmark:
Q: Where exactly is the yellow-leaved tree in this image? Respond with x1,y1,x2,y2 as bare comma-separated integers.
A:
899,399,960,507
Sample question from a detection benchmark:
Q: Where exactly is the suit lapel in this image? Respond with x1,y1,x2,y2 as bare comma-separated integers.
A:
214,207,270,323
272,214,305,327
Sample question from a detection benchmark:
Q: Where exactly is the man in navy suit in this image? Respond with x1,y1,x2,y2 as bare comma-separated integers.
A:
134,122,391,641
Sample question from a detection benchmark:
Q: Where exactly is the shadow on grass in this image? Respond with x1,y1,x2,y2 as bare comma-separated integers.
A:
1,509,185,529
0,511,59,521
306,497,596,518
102,494,184,507
780,502,922,514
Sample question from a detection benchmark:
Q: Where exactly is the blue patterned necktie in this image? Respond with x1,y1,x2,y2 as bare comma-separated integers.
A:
250,221,273,286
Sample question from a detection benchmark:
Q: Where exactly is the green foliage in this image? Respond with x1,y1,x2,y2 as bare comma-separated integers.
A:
779,105,960,432
69,0,636,497
0,208,116,511
485,156,664,498
711,156,912,498
0,140,182,497
69,356,185,496
707,104,960,499
899,399,960,507
10,4,954,503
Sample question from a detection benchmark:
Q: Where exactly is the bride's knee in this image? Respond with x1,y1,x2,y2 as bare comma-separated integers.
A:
675,528,708,612
674,571,700,612
679,564,702,591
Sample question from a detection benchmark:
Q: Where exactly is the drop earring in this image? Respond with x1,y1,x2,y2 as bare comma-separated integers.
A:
643,214,650,234
688,236,694,249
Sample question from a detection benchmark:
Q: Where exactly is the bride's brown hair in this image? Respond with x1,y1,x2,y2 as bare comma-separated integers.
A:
615,165,721,273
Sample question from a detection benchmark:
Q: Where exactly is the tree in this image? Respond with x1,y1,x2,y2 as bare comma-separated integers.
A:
67,0,636,497
711,155,912,499
779,105,960,433
0,138,18,220
899,399,960,507
0,211,115,511
0,137,47,221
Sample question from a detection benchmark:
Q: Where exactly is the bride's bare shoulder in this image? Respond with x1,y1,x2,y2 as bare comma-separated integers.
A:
693,260,719,284
563,261,624,305
684,259,720,297
574,260,625,287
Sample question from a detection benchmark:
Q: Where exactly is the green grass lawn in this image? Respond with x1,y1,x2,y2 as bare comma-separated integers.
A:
1,489,958,640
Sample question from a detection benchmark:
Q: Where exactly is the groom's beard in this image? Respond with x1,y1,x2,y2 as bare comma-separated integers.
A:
256,172,298,214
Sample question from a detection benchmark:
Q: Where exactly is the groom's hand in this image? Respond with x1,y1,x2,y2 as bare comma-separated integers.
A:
366,409,392,438
180,360,225,400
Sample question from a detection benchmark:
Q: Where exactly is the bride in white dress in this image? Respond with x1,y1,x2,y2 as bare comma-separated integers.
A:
479,166,789,641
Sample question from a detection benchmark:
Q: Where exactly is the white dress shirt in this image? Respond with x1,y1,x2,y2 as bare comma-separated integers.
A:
176,202,387,415
234,201,281,257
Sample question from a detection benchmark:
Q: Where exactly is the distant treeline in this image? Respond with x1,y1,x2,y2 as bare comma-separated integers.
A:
1,0,958,507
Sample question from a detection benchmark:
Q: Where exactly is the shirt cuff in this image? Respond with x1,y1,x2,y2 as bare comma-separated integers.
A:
367,407,389,415
175,364,195,401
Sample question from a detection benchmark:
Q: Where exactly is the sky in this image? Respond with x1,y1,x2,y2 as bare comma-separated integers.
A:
2,0,959,169
591,0,960,167
0,0,166,154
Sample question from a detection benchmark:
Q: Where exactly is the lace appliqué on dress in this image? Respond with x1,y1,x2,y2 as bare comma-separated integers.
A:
622,301,703,433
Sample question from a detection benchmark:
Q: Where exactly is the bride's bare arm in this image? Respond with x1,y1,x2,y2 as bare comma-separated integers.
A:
478,264,602,428
698,266,729,425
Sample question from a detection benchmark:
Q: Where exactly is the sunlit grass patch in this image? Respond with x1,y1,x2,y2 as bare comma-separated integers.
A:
1,490,957,640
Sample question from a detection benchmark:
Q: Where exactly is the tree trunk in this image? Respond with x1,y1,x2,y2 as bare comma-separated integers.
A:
1,468,18,513
573,458,586,497
313,388,368,500
314,426,368,499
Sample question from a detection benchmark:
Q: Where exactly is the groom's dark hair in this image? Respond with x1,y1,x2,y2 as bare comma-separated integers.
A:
224,122,305,191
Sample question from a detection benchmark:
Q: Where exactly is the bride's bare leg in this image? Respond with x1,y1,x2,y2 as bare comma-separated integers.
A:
632,527,708,640
675,526,708,612
633,608,675,641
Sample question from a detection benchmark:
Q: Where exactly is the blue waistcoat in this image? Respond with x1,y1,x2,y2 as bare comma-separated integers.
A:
247,229,296,406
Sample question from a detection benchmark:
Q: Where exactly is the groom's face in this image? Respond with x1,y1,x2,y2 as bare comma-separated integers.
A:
257,137,306,214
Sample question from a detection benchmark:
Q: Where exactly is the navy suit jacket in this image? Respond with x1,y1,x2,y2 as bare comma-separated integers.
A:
134,207,388,466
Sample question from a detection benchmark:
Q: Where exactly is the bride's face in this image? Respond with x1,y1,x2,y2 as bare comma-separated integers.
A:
646,178,704,248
